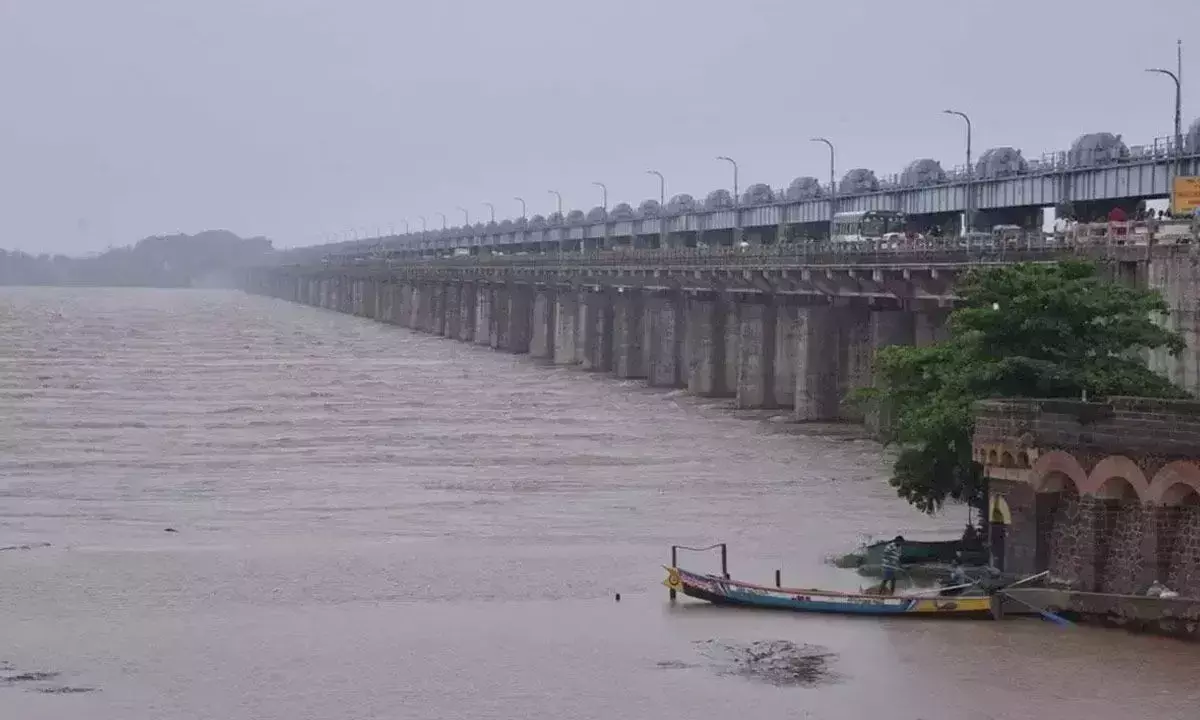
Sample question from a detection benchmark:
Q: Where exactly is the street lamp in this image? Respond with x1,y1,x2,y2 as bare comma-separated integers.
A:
646,170,666,206
436,212,447,230
457,206,470,226
716,156,739,206
942,110,973,232
483,202,496,223
402,219,410,234
1146,39,1184,187
419,215,427,232
547,190,563,217
810,138,836,234
514,196,527,219
591,181,608,210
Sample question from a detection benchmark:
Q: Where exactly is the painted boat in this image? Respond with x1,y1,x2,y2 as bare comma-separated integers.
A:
664,566,997,618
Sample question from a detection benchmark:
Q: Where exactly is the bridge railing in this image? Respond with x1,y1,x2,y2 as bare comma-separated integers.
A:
299,222,1197,273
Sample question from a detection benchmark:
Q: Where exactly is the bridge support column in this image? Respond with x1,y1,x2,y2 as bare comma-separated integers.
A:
867,308,917,432
343,276,354,315
530,288,557,360
473,284,491,345
579,290,614,371
503,285,533,353
488,285,509,349
352,279,364,316
646,291,686,388
915,307,951,347
458,283,476,342
389,283,404,325
837,305,873,422
686,295,730,396
722,300,740,396
445,283,462,339
367,279,381,319
553,292,579,364
408,284,422,330
772,302,799,409
377,281,391,323
736,297,780,408
794,304,841,421
613,290,646,379
431,283,447,336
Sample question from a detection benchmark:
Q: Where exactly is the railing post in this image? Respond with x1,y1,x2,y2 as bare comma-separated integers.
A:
669,545,678,600
720,543,729,579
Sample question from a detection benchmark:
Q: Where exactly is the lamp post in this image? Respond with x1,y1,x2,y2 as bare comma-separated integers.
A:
483,202,495,223
1146,40,1184,196
810,138,836,236
436,212,447,230
942,110,973,233
514,197,527,219
547,190,563,217
591,181,608,211
646,170,666,206
716,156,739,206
457,206,469,227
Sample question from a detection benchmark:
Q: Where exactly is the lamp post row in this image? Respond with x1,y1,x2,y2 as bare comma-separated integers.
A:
374,44,1183,242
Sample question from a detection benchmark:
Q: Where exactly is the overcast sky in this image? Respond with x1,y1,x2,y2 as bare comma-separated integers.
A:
0,0,1196,254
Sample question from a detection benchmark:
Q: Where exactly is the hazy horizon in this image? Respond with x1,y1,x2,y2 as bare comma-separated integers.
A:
1,0,1195,255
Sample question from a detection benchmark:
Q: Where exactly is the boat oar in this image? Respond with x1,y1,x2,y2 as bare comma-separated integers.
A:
998,590,1074,628
1004,570,1049,590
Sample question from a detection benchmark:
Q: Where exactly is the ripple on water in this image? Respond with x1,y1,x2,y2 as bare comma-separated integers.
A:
2,287,1197,720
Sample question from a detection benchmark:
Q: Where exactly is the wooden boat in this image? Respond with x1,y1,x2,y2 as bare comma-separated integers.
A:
664,566,997,618
838,537,986,568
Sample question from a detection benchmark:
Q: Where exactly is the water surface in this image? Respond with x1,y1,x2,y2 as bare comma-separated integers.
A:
1,288,1196,719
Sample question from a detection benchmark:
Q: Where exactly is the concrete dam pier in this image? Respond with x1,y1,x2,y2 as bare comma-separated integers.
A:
254,273,946,421
245,236,1200,419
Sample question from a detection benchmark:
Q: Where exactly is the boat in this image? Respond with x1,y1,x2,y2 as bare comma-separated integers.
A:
664,566,998,618
838,537,985,569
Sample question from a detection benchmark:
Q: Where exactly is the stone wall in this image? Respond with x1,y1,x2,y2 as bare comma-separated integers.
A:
976,397,1200,464
978,397,1200,597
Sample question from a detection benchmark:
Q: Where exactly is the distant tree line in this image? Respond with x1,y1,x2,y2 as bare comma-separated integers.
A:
0,231,274,288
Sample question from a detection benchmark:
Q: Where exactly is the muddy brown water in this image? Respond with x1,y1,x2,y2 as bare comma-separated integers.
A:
1,287,1197,720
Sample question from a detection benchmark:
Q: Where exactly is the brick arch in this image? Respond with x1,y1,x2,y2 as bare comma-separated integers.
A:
1148,461,1200,506
1029,450,1087,494
1082,455,1150,501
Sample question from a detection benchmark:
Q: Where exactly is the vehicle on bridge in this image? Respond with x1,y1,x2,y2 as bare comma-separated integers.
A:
831,210,911,245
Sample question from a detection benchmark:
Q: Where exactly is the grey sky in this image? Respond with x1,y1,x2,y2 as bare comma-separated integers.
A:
1,0,1196,254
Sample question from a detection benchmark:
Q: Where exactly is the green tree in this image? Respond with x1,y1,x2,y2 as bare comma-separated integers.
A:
861,260,1187,514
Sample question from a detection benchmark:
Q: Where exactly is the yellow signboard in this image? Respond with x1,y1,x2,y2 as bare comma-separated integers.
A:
1173,176,1200,215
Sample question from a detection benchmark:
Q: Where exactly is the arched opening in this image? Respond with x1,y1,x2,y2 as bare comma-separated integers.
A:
989,495,1012,572
1154,471,1200,593
1095,476,1141,503
1030,452,1089,579
1161,484,1200,507
987,449,1000,466
1041,470,1080,496
1043,471,1083,581
1001,451,1015,468
1016,451,1030,468
1094,476,1150,594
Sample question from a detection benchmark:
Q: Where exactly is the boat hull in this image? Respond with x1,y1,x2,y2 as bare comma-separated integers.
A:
666,567,995,619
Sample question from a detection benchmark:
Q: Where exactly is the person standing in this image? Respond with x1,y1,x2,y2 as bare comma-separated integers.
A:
879,535,904,595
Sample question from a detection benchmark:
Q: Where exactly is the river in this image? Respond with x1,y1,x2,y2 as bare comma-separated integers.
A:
1,287,1197,720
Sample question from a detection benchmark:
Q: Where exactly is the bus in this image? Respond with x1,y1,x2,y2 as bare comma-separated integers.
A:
831,210,909,243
